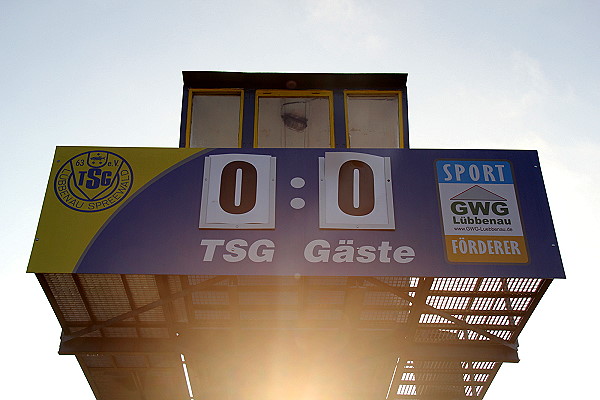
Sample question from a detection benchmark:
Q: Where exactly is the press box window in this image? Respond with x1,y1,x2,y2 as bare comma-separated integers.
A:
345,91,403,148
255,90,334,148
187,90,243,148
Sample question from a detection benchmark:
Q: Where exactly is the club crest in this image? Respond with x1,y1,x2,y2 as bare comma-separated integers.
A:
54,150,133,212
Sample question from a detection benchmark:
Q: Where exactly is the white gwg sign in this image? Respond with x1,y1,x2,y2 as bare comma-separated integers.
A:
436,160,528,263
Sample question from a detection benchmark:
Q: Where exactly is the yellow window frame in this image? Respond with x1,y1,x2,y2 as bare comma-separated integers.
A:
254,90,335,148
343,90,405,149
185,88,244,148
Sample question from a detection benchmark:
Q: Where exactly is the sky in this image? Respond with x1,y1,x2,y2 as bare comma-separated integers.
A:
1,0,599,398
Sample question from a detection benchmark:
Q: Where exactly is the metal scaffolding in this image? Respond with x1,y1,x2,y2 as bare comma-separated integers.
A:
39,273,550,399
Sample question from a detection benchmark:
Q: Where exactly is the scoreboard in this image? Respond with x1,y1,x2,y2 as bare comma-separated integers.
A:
28,147,564,278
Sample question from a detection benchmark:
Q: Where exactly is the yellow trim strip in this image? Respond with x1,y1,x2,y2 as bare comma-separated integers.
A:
185,89,244,148
254,90,335,148
343,90,405,149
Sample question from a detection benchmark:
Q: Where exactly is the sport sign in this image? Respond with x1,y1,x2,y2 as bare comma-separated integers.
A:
436,160,527,263
27,147,564,278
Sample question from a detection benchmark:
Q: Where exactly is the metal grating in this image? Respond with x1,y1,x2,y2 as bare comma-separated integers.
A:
39,274,551,399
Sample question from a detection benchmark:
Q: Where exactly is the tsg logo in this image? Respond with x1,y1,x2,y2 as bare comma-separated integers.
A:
54,150,133,212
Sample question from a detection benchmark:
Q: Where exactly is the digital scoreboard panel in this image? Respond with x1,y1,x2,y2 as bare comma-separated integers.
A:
28,147,564,278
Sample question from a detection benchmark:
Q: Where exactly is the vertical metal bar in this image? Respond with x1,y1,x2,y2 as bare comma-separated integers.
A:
241,89,256,148
404,277,434,339
401,89,410,148
156,275,179,338
333,89,347,148
404,277,433,398
501,278,519,345
180,276,196,325
72,274,97,328
120,275,142,338
462,278,484,341
179,85,190,148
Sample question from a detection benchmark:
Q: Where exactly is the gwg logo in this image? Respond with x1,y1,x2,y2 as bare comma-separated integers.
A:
450,201,509,216
448,185,512,226
54,151,133,212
